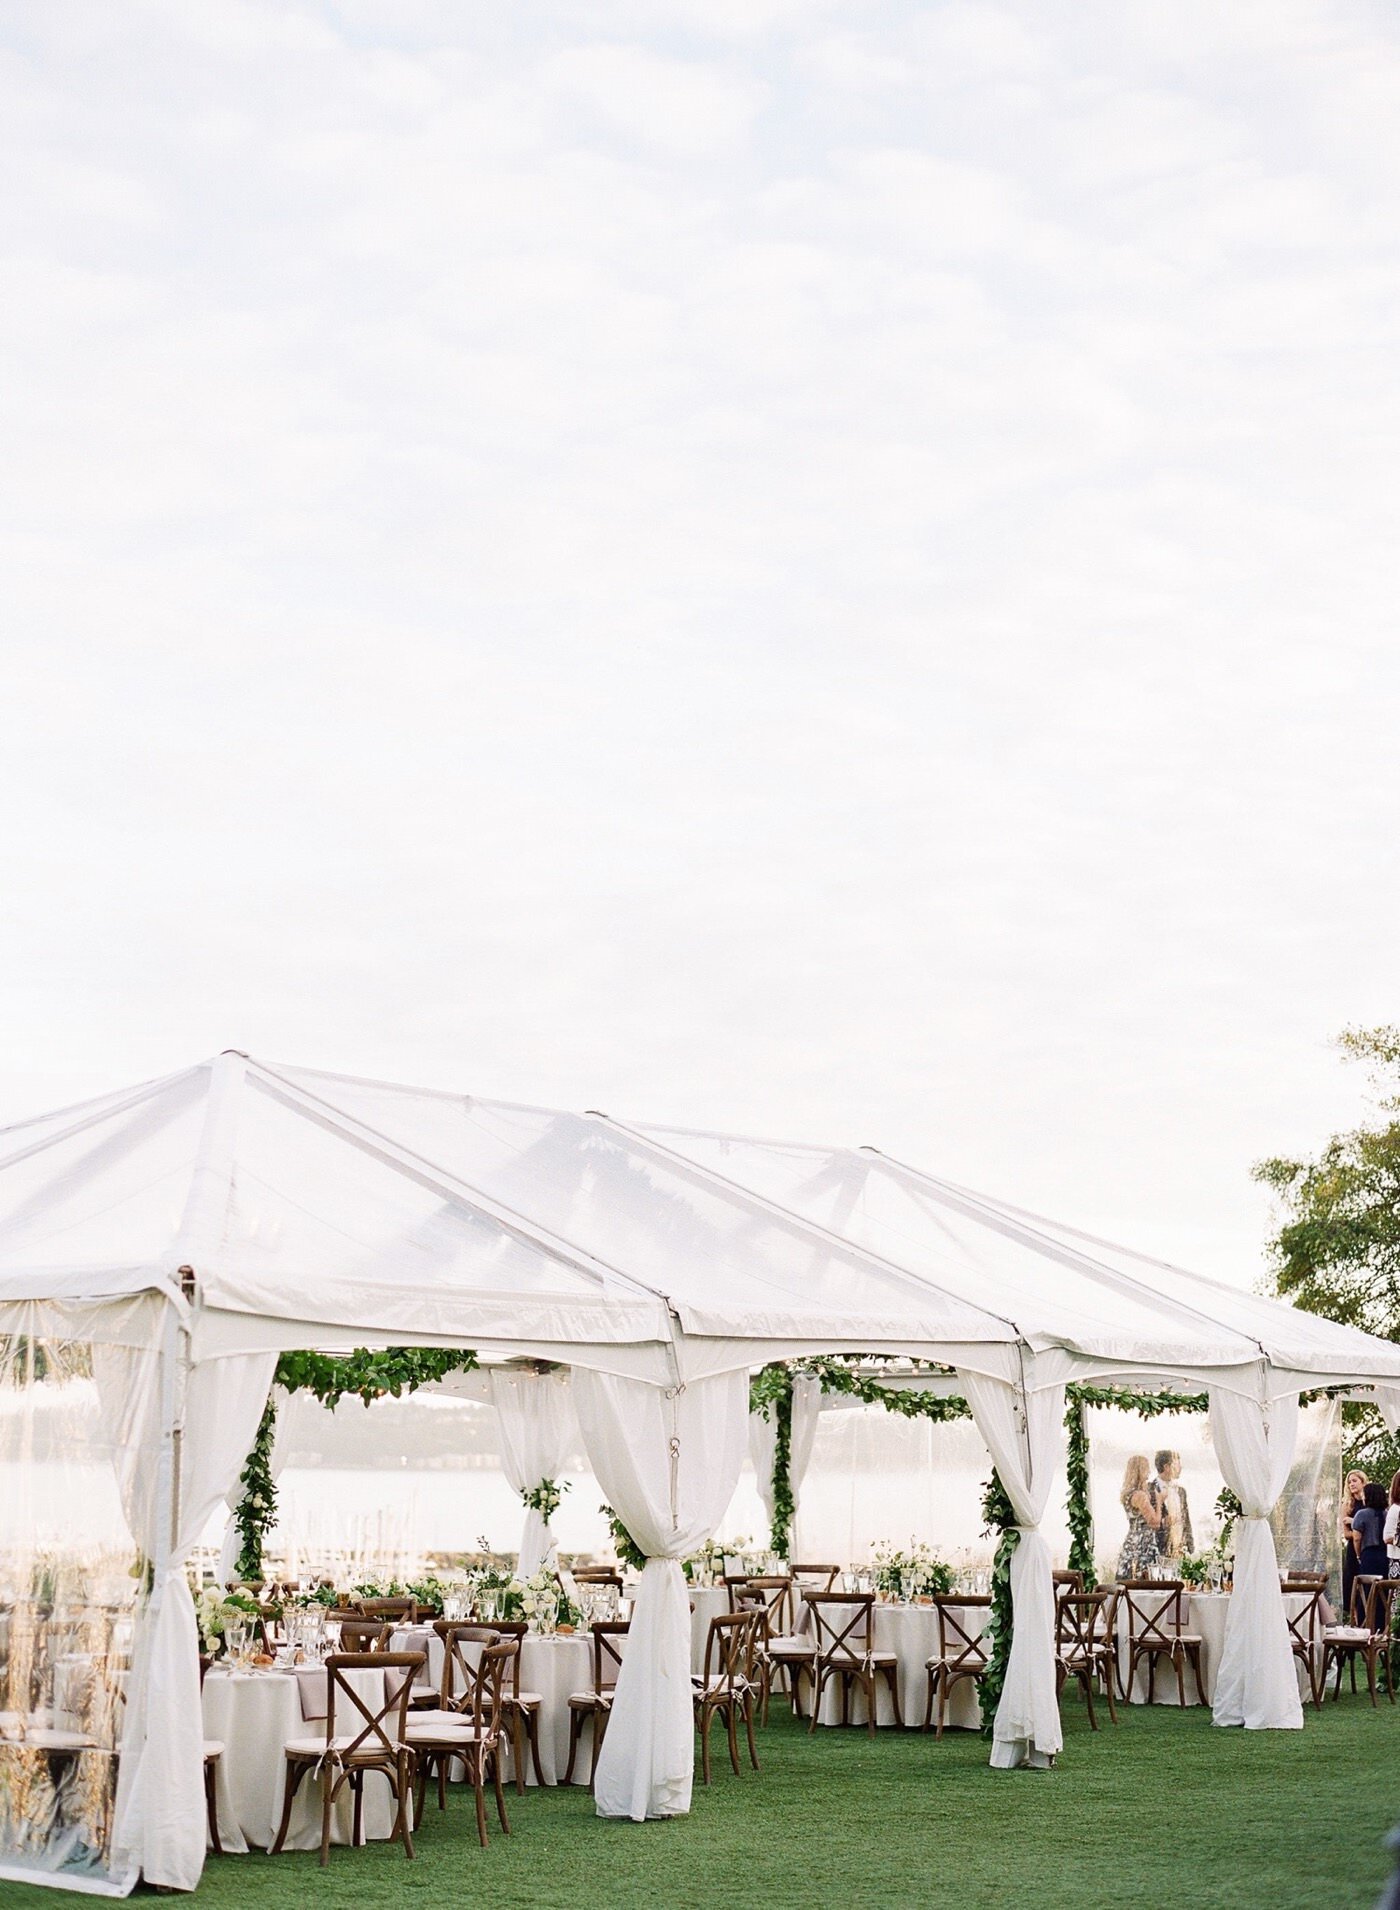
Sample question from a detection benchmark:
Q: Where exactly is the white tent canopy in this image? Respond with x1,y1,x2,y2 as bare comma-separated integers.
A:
4,1052,1400,1895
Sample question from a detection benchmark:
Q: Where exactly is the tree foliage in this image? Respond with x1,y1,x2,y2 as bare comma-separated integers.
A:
1254,1025,1400,1474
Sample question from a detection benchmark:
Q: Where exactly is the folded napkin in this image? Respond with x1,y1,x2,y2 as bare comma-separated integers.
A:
297,1669,330,1721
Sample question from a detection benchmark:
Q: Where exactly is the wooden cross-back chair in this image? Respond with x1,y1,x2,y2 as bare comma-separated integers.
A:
572,1567,625,1592
407,1634,517,1846
790,1564,840,1592
271,1650,424,1866
470,1618,546,1793
693,1610,761,1784
1322,1577,1400,1707
1117,1581,1204,1706
358,1597,418,1625
1054,1591,1118,1730
922,1595,991,1735
730,1577,794,1722
805,1592,902,1736
1285,1586,1328,1708
565,1620,630,1787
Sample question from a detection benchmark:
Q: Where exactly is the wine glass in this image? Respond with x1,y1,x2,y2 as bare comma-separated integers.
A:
224,1621,248,1670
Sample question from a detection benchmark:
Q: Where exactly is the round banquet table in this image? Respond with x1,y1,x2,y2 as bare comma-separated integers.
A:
201,1665,395,1852
1115,1590,1314,1706
810,1601,985,1731
392,1626,594,1786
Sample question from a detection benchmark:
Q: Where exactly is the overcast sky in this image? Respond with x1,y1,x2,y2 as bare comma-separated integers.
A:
2,1,1397,1287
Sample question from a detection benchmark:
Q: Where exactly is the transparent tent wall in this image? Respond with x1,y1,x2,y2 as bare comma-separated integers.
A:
1085,1397,1341,1592
0,1336,140,1896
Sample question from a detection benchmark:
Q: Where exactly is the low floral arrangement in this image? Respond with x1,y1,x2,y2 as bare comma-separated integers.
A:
870,1542,956,1600
519,1569,564,1632
195,1588,262,1654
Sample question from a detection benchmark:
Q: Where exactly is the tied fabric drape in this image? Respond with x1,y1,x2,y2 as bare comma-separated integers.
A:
1209,1388,1303,1730
748,1374,821,1555
959,1371,1065,1770
489,1368,577,1579
572,1368,749,1821
96,1343,278,1891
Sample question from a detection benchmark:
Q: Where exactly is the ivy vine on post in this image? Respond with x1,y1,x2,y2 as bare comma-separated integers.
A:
599,1503,647,1572
978,1470,1018,1735
228,1346,479,1585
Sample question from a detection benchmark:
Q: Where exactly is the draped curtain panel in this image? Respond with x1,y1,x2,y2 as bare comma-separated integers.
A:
1208,1388,1303,1731
96,1344,278,1892
959,1372,1065,1770
489,1368,578,1578
572,1367,749,1821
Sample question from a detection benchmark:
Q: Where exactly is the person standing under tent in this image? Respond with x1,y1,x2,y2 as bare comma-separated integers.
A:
1152,1449,1193,1560
1116,1454,1163,1578
1342,1468,1368,1618
1351,1482,1389,1611
1384,1471,1400,1580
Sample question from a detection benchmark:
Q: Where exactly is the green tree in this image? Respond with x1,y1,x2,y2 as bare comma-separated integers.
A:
1254,1025,1400,1477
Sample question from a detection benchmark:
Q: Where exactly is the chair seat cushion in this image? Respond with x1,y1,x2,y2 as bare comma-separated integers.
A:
406,1722,494,1744
766,1636,818,1658
499,1691,544,1708
568,1691,613,1709
692,1675,750,1694
203,1741,224,1760
823,1650,897,1667
925,1656,986,1673
283,1735,404,1760
1136,1634,1201,1648
1324,1626,1371,1643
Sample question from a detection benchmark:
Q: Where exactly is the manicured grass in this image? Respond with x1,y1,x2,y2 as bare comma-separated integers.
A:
8,1694,1399,1910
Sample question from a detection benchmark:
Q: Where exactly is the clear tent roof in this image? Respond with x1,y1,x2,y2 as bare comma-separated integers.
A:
2,1053,1398,1396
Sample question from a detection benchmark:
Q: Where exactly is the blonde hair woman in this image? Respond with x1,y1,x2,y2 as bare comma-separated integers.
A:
1116,1454,1163,1579
1342,1469,1367,1617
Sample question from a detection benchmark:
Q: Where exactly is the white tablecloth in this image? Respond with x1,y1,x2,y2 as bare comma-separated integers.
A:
1115,1591,1313,1706
811,1603,985,1731
201,1666,394,1852
689,1587,732,1675
392,1627,594,1786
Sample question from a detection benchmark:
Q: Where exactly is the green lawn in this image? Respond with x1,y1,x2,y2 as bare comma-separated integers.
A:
7,1696,1399,1910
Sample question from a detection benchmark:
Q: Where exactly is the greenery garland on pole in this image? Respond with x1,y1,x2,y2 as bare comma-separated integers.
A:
978,1470,1018,1732
229,1346,479,1585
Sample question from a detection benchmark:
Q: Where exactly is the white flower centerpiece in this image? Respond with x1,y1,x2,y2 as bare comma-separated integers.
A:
870,1541,956,1603
519,1569,562,1636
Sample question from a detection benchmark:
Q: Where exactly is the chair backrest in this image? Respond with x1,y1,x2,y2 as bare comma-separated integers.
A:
1282,1572,1327,1589
337,1618,390,1653
730,1576,793,1637
1285,1587,1326,1652
324,1651,423,1757
805,1592,875,1662
1056,1591,1110,1661
1052,1569,1086,1595
574,1568,625,1592
591,1620,630,1694
790,1565,839,1592
360,1597,418,1624
1360,1577,1400,1638
482,1619,528,1697
434,1624,501,1712
701,1611,758,1693
1119,1580,1186,1645
933,1595,991,1673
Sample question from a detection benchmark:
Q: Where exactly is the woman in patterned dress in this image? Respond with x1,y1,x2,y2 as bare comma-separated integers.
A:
1116,1454,1163,1579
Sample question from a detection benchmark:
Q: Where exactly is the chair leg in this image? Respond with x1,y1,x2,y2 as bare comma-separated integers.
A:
493,1753,511,1834
923,1667,936,1732
399,1759,416,1862
563,1711,583,1786
744,1696,760,1771
528,1711,546,1787
205,1760,222,1855
1082,1669,1097,1731
473,1771,489,1849
1102,1659,1118,1725
726,1701,742,1775
885,1664,904,1728
936,1671,950,1740
319,1768,334,1869
701,1704,713,1785
270,1759,306,1855
513,1711,527,1797
808,1667,826,1734
351,1771,364,1848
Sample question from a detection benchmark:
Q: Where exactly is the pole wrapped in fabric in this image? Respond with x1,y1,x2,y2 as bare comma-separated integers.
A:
96,1341,278,1891
959,1371,1065,1769
572,1367,749,1820
1208,1386,1302,1730
489,1367,578,1578
748,1373,821,1556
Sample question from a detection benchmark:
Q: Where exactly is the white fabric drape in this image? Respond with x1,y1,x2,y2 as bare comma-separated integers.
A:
959,1371,1065,1770
748,1373,821,1557
489,1368,578,1579
1209,1387,1303,1730
96,1344,278,1891
572,1367,749,1821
